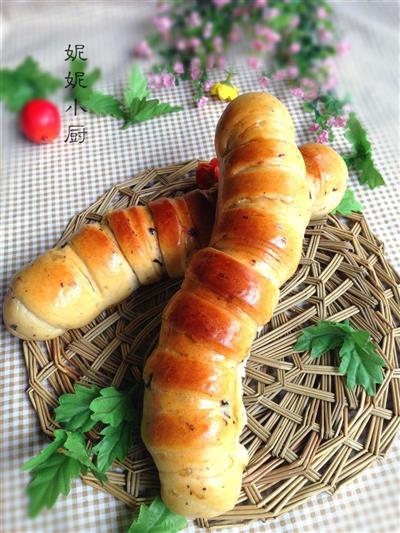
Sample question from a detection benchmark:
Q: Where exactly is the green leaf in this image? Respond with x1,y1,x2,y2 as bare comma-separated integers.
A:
124,64,150,107
92,419,135,472
128,497,187,533
294,320,385,396
0,56,62,112
124,97,182,128
63,431,107,483
78,91,125,119
90,387,136,427
27,452,81,517
22,429,67,472
68,58,101,100
54,384,100,432
345,113,371,156
358,158,385,189
331,188,363,216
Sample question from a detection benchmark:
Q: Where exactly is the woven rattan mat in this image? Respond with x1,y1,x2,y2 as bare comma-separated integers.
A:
23,161,400,530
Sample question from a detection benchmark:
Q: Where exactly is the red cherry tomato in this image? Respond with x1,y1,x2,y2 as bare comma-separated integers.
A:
195,158,220,189
19,99,61,144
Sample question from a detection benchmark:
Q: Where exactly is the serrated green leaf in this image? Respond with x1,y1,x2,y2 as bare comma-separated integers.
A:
78,91,125,119
124,64,150,107
128,497,187,533
345,113,371,155
63,431,107,483
331,189,363,216
90,387,135,427
27,452,81,518
0,56,62,112
358,158,385,189
55,384,100,432
124,97,182,127
22,429,67,472
92,419,135,472
294,320,385,396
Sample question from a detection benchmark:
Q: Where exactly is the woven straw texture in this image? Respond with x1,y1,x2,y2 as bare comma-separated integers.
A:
22,161,400,530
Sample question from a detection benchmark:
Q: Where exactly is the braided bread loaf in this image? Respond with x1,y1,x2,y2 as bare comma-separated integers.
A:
3,140,345,342
141,93,347,518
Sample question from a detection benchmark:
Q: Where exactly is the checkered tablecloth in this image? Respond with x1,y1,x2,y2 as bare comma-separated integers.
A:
1,2,399,532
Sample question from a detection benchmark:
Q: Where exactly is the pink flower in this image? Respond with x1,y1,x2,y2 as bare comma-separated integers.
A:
322,75,337,91
336,39,351,55
157,2,168,12
213,0,230,6
229,24,241,43
190,58,201,80
207,55,216,69
316,130,329,144
203,22,213,38
309,123,320,133
213,36,223,53
289,42,301,53
189,37,201,49
203,80,213,92
289,15,300,28
197,96,209,108
247,56,263,69
259,75,270,88
334,116,348,128
264,7,280,19
216,55,227,68
161,72,175,88
173,61,184,74
133,40,152,59
253,0,267,7
317,6,327,19
300,78,315,88
304,90,318,101
176,39,186,51
148,73,162,90
318,28,333,43
287,65,299,79
291,87,304,98
273,69,288,81
252,38,268,51
152,16,172,36
187,11,202,27
265,28,281,43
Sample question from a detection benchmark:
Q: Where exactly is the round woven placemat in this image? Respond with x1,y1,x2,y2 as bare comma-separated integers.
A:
23,161,400,530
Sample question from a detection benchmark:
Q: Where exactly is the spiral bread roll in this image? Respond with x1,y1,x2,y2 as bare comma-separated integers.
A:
3,141,346,342
141,93,347,519
3,189,216,341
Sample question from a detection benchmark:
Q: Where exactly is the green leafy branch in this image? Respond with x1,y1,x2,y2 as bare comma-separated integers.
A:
294,320,385,396
0,56,63,112
23,384,139,517
70,61,182,127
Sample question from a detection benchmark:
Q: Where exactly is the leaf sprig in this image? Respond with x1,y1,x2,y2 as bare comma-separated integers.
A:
128,497,187,533
23,384,139,517
72,62,182,127
344,113,385,189
331,188,363,216
0,56,62,112
294,320,385,396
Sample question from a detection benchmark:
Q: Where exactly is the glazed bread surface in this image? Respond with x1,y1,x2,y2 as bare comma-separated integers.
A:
3,190,216,340
3,142,346,342
141,93,347,519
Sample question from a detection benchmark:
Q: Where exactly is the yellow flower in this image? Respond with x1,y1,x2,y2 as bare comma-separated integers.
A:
210,82,239,102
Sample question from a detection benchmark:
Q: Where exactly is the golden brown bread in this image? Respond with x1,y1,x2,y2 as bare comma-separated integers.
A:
3,141,346,342
141,93,347,519
3,190,216,340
